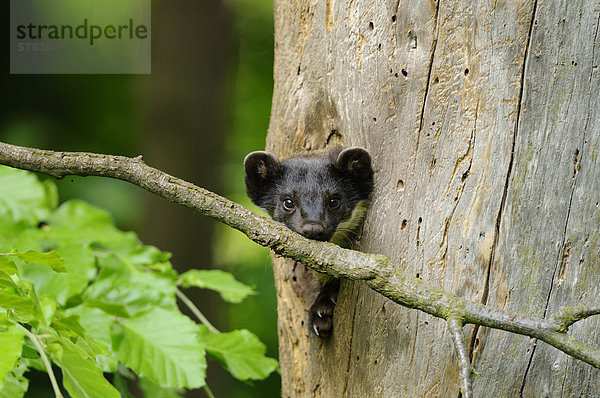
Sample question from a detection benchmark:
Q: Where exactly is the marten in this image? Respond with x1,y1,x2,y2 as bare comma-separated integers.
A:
244,146,374,337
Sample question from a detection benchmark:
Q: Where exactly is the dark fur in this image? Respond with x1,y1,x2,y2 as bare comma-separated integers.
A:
244,147,374,337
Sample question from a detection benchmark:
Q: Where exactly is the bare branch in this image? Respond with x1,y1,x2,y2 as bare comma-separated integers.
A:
448,317,472,398
1,141,600,370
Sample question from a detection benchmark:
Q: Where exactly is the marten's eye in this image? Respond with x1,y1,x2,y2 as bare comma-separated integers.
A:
328,197,340,210
282,198,295,211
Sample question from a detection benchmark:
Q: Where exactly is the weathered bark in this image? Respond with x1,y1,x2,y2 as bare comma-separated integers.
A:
267,0,600,396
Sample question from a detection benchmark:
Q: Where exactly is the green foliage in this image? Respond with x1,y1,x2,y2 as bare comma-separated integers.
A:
179,269,255,303
55,337,120,398
113,308,206,388
200,326,279,381
0,166,57,225
0,166,277,396
0,362,28,398
0,250,66,273
0,322,24,390
138,376,184,398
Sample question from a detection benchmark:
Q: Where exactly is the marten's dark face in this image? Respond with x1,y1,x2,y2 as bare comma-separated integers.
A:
244,147,374,242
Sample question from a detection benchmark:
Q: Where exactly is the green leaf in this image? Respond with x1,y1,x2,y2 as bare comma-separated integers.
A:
47,200,139,252
3,279,56,327
20,344,39,360
0,258,17,275
0,250,66,273
199,326,278,381
138,377,184,398
0,271,17,289
28,285,57,328
84,255,175,316
178,269,255,303
84,301,129,318
18,244,96,305
66,306,118,372
112,372,134,398
41,179,59,212
112,308,206,389
66,307,114,347
0,288,34,322
49,200,115,230
0,323,24,390
0,362,28,398
126,246,171,265
0,166,54,225
55,337,120,398
51,312,110,364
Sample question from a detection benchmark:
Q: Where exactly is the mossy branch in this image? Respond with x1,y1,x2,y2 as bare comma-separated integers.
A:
1,141,600,396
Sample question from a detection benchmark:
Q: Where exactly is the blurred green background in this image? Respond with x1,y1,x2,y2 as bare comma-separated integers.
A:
1,0,278,397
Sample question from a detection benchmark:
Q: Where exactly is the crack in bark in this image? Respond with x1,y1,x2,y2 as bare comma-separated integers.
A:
393,0,400,21
559,360,570,397
520,4,600,394
444,127,475,197
406,311,420,373
501,0,540,392
341,282,360,396
519,340,538,397
591,14,600,73
469,0,539,379
415,0,441,155
523,9,600,393
437,121,476,280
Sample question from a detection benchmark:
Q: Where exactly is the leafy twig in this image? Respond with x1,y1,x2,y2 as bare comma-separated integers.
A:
175,288,220,334
15,323,63,398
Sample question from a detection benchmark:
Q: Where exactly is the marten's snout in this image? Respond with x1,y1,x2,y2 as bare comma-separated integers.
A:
300,222,327,241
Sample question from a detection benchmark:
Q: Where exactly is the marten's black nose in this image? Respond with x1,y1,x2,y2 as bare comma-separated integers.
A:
301,223,326,240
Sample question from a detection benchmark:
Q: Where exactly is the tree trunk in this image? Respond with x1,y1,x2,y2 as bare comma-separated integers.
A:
266,0,600,396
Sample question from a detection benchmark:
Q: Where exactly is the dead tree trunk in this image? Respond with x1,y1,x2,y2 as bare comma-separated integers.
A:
266,0,600,396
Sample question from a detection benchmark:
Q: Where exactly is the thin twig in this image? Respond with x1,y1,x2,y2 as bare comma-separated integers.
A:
203,383,216,398
175,288,220,334
553,306,600,332
448,317,473,398
15,323,63,398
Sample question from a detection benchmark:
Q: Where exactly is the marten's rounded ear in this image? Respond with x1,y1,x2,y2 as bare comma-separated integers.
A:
244,151,281,205
244,151,280,181
334,147,373,181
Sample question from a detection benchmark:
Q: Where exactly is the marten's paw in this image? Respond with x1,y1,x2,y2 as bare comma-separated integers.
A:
308,289,337,337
